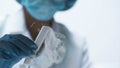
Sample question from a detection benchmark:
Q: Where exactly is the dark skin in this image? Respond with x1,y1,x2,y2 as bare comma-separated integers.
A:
23,7,54,40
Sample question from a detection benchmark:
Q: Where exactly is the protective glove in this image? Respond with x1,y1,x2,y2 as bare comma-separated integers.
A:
0,34,37,68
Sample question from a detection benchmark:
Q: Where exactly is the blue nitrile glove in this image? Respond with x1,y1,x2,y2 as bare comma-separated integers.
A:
0,34,38,68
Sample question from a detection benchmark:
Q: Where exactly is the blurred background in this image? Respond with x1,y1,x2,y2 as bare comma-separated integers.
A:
0,0,120,68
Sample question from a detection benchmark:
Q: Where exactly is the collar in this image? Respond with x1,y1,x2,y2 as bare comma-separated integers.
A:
2,7,32,39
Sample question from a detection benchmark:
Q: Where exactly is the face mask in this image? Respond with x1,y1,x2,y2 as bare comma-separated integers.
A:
16,0,76,21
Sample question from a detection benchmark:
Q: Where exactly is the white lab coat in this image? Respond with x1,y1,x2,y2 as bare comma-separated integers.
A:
0,7,92,68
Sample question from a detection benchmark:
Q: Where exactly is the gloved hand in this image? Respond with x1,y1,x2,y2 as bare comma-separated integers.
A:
0,34,38,68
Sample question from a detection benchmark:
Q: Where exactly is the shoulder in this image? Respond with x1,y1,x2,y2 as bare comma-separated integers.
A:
54,22,87,49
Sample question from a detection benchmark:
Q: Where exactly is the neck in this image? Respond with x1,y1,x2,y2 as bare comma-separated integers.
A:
23,7,54,40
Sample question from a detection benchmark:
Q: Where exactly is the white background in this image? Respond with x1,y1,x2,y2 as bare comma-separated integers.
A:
0,0,120,68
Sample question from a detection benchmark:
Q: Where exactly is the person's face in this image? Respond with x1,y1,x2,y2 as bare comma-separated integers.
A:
21,0,76,21
25,0,76,10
